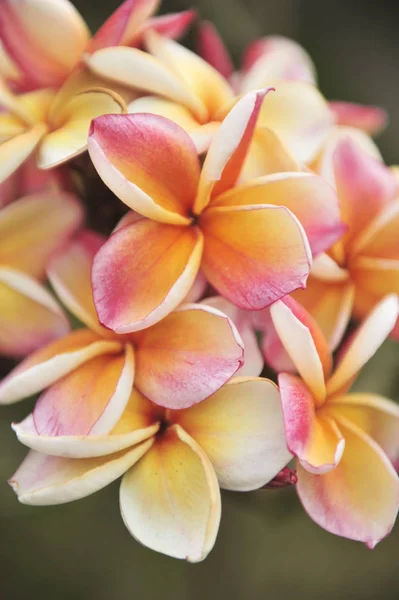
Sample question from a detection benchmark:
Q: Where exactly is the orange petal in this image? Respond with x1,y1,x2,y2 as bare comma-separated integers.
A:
0,267,69,359
174,377,292,490
327,295,399,396
92,219,203,333
200,204,311,310
0,329,121,405
216,171,344,256
292,277,355,352
32,344,134,437
194,88,272,214
120,424,221,562
37,88,126,170
297,417,399,546
133,303,243,408
352,200,399,260
9,440,153,505
88,113,199,224
47,230,106,335
0,191,83,279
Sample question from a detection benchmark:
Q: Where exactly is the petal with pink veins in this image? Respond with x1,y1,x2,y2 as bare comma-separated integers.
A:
297,417,399,546
120,424,221,562
133,303,244,408
279,373,344,473
88,113,199,224
92,219,203,333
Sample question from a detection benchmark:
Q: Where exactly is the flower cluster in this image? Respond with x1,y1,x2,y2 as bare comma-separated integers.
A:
0,0,399,562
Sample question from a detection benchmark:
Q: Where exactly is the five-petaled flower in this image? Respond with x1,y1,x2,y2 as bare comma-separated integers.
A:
88,89,342,333
270,294,399,546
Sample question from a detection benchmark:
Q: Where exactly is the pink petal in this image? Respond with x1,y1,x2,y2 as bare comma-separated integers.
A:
197,21,234,80
329,101,388,136
133,303,244,409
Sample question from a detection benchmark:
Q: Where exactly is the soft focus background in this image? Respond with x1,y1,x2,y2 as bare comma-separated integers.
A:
2,1,399,598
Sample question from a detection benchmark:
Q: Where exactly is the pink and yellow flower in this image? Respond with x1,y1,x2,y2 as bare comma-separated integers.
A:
0,75,126,183
270,294,399,546
0,230,244,410
9,374,291,561
0,190,83,357
293,137,399,347
88,89,343,333
0,0,194,92
86,30,333,162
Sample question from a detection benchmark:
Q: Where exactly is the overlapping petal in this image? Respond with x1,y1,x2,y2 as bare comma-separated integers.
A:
92,219,203,333
279,373,344,473
327,295,399,396
200,204,311,310
133,304,243,408
37,89,126,170
215,171,343,255
120,424,221,562
9,440,153,505
0,0,89,89
197,21,234,80
0,329,121,405
32,344,134,437
297,418,399,546
329,101,388,136
88,113,199,223
175,377,292,490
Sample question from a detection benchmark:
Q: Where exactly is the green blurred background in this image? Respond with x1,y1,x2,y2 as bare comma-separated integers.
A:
2,1,399,598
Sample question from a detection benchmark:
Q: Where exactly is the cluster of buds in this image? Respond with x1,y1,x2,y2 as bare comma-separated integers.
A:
0,0,399,562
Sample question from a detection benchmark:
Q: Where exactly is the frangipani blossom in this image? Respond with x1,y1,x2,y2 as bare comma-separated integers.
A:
87,89,344,333
0,230,244,411
9,375,291,561
293,137,399,347
197,24,387,139
270,294,399,546
0,0,195,92
0,191,83,357
0,75,126,183
86,30,333,162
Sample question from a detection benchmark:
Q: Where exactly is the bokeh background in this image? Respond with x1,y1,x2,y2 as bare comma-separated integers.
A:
1,1,399,598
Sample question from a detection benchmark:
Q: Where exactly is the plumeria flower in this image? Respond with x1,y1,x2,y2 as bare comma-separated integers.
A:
85,29,333,162
9,375,291,562
0,74,126,183
270,294,399,546
0,0,194,92
0,230,244,411
197,23,387,139
0,191,83,357
88,89,342,333
293,137,399,348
